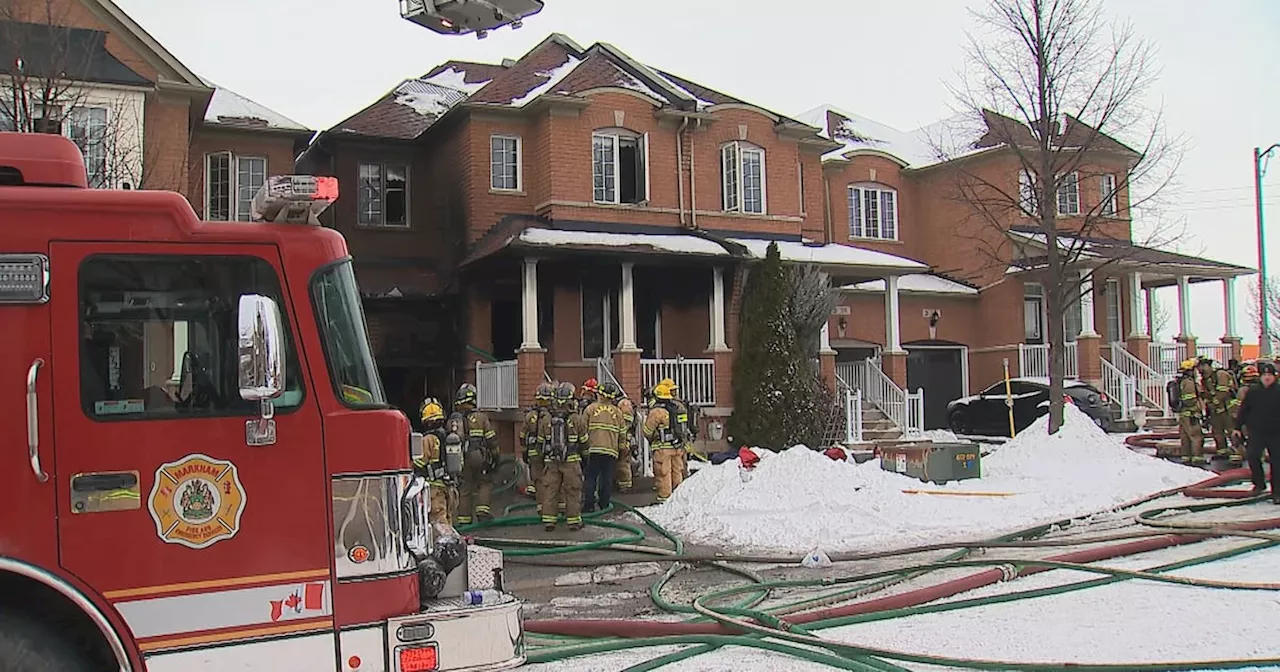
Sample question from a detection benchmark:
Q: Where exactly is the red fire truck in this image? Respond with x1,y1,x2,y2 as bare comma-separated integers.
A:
0,132,524,672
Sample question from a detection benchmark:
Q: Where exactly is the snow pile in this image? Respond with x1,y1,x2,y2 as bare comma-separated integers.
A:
645,405,1207,554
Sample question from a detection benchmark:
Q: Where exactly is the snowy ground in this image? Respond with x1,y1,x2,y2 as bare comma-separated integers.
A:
644,405,1206,555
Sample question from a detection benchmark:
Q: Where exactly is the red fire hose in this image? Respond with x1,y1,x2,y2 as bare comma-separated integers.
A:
525,463,1278,638
1124,431,1257,499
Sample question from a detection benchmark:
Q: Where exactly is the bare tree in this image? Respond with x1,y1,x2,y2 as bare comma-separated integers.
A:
942,0,1184,433
1246,276,1280,352
1149,295,1172,340
0,0,176,189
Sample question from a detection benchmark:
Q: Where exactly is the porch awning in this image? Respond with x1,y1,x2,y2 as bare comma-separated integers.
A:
514,227,733,257
1006,228,1254,287
842,273,979,296
726,238,928,274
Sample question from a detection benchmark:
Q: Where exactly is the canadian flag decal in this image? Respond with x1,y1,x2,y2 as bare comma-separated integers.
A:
270,582,326,622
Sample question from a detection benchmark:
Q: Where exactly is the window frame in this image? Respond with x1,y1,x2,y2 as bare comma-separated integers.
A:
580,280,621,361
720,141,767,215
1023,282,1045,344
1100,173,1118,217
356,161,411,228
67,106,110,189
205,152,268,222
847,183,899,241
309,257,389,409
490,134,523,192
1103,277,1122,343
1056,171,1080,216
77,253,307,423
591,129,649,205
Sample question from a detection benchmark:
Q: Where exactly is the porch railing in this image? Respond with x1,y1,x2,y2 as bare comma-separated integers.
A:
1018,342,1078,379
1099,357,1137,422
595,357,623,393
844,388,864,444
1110,342,1169,417
836,362,856,389
849,359,924,437
1147,343,1184,379
1198,344,1232,365
476,359,519,410
641,358,715,406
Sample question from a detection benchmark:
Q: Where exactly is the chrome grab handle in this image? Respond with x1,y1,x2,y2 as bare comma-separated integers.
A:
27,359,48,483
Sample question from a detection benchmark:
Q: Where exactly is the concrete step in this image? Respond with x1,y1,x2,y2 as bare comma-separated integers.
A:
861,428,905,441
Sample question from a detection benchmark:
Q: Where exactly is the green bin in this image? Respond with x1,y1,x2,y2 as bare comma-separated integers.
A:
880,441,982,484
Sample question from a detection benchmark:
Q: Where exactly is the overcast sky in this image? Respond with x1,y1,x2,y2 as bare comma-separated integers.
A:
115,0,1280,346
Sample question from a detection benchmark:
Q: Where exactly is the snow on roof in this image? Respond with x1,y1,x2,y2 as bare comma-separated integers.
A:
510,55,583,107
392,79,468,118
614,69,665,101
727,238,928,272
518,228,730,256
844,274,978,295
202,84,309,131
421,66,492,95
651,70,713,109
796,104,987,169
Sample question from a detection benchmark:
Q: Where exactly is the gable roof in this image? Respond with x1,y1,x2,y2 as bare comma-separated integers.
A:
200,80,311,134
80,0,206,91
0,20,151,87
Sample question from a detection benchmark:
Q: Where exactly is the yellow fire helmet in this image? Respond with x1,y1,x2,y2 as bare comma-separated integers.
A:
653,381,675,400
420,397,444,424
1178,358,1198,373
659,377,678,392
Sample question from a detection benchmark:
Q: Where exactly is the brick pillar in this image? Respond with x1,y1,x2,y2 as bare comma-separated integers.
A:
613,348,643,401
1175,334,1197,362
516,348,546,409
1124,334,1152,367
820,352,837,395
1076,334,1103,386
1221,336,1243,362
712,350,734,408
881,351,908,389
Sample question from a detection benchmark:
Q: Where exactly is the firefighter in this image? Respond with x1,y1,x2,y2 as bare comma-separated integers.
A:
519,382,555,501
582,381,626,513
452,382,498,525
1233,363,1260,458
1174,358,1205,463
615,395,636,492
1197,358,1237,457
658,377,694,478
413,397,457,524
578,377,599,413
1235,360,1280,501
644,382,683,504
540,382,587,531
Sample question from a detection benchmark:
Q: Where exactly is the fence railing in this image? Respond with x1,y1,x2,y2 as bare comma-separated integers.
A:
1197,343,1232,365
641,358,715,406
1018,342,1079,379
476,359,519,410
595,357,623,393
1147,343,1185,379
1110,342,1169,417
849,358,923,436
844,388,864,444
836,362,856,389
1099,357,1137,422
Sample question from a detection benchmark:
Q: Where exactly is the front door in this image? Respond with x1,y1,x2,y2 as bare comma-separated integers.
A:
906,347,965,430
50,243,335,657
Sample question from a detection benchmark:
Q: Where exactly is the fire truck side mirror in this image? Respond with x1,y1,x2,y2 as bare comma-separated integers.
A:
237,294,286,403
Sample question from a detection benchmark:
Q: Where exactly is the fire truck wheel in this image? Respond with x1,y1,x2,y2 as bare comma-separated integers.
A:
0,608,93,672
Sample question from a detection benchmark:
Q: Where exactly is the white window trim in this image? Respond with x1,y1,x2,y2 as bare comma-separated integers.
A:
204,152,268,221
1100,173,1118,217
357,162,411,228
490,134,523,192
1104,277,1122,342
720,141,767,215
1056,171,1080,216
591,130,649,205
847,183,899,241
580,282,619,361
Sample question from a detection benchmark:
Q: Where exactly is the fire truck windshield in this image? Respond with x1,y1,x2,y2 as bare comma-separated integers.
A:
311,259,387,408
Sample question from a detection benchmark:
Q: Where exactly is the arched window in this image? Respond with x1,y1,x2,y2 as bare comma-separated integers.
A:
847,183,897,240
721,141,766,214
592,127,649,204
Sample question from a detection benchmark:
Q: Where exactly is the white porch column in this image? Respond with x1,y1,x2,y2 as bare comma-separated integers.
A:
885,275,902,351
619,262,637,350
708,266,729,351
1176,275,1193,338
1128,272,1147,337
520,258,540,350
1223,276,1239,339
1078,274,1099,337
1145,287,1156,339
820,321,835,352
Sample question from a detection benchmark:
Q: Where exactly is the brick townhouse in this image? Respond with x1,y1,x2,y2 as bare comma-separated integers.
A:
2,0,312,392
299,32,1252,449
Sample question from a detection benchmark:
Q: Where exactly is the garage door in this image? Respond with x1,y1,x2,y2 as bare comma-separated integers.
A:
906,346,966,430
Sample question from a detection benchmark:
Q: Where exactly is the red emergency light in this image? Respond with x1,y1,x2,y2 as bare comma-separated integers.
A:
249,175,339,226
397,643,439,671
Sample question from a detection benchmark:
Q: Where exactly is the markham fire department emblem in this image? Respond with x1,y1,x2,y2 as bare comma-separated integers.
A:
147,453,246,549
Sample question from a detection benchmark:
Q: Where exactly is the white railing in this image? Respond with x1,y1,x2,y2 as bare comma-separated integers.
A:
844,388,864,444
836,362,856,389
1148,343,1185,379
1018,342,1079,379
596,357,622,392
1099,358,1137,422
1110,342,1169,417
849,358,924,436
641,358,715,406
475,360,519,410
1198,344,1232,365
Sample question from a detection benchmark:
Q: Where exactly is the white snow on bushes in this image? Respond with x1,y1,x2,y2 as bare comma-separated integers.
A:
645,405,1206,554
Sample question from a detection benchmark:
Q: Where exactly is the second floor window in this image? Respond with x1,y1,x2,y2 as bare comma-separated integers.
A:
1057,171,1080,216
721,142,765,214
68,107,109,189
848,184,897,240
593,130,648,204
491,135,521,191
1100,173,1118,216
358,162,408,227
206,152,266,221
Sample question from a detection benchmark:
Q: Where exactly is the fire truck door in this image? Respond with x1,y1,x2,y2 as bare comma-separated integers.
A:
49,243,337,662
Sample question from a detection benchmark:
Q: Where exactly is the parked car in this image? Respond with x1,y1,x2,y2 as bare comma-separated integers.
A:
946,377,1115,436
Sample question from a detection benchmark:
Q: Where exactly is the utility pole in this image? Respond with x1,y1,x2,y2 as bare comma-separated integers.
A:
1255,145,1278,357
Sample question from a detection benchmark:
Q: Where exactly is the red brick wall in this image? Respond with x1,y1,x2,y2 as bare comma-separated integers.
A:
823,155,922,260
187,129,303,216
831,293,980,347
